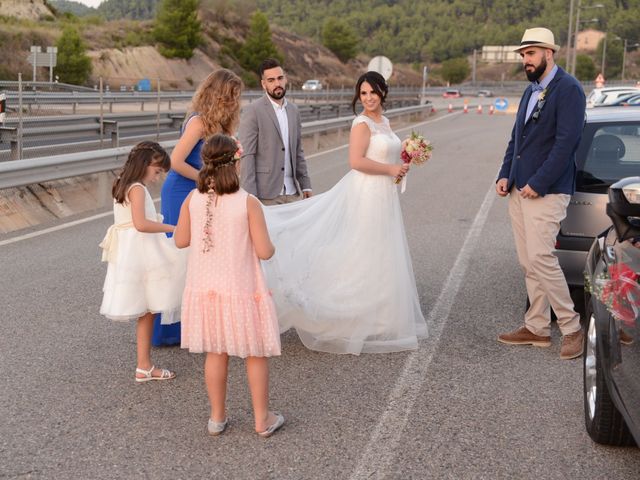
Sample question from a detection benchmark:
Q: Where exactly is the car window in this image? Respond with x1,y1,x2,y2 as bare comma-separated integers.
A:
577,122,640,193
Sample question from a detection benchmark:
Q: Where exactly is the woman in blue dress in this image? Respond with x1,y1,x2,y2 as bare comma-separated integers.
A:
153,68,243,346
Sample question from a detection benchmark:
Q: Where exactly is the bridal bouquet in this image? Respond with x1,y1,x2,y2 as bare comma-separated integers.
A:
395,131,433,191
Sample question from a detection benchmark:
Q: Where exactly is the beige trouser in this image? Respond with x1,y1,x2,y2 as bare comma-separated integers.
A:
508,189,580,336
260,193,301,206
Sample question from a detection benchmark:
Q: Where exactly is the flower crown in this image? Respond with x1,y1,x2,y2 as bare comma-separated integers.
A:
211,137,244,169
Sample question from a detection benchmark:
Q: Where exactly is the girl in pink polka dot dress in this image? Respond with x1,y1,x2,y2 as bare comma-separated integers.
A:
174,134,284,438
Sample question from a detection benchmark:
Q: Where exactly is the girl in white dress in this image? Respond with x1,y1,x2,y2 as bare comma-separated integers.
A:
263,72,428,354
100,141,186,381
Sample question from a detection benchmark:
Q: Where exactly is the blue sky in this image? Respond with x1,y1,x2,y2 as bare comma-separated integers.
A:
72,0,103,7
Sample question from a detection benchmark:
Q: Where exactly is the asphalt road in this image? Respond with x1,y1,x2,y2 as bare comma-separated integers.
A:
1,111,639,479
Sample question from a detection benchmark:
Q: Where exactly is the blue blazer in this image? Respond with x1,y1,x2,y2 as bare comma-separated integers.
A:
497,67,586,196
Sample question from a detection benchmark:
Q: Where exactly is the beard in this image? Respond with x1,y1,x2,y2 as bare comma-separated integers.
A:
267,85,287,100
524,57,547,82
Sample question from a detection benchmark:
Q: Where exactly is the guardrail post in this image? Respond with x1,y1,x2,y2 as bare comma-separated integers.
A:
156,78,161,141
102,120,119,147
99,77,104,148
0,127,19,161
170,114,183,130
18,73,23,160
97,172,112,208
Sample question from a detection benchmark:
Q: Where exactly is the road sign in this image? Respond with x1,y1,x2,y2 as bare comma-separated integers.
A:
368,56,393,81
27,46,57,82
28,52,57,67
0,92,5,124
494,97,509,111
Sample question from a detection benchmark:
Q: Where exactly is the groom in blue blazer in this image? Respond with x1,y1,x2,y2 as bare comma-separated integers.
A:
496,27,586,359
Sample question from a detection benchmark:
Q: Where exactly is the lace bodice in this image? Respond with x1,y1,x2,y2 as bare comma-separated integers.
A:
351,115,401,165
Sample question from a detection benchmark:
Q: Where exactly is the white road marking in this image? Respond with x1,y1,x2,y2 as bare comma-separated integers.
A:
0,113,461,247
349,183,497,480
0,211,113,247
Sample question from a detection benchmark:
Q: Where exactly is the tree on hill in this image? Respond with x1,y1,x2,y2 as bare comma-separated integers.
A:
238,11,283,76
321,17,358,63
48,0,96,17
98,0,158,20
55,26,92,85
154,0,202,59
441,57,469,85
575,54,596,81
597,35,624,79
252,0,636,64
608,8,640,46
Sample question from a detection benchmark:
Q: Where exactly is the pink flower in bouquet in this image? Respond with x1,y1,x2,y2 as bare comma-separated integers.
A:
396,131,433,184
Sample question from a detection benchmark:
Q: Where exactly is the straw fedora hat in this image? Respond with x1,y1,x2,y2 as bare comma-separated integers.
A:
514,28,560,52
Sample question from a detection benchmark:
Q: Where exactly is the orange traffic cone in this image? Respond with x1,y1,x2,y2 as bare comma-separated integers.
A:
463,104,468,114
448,103,453,113
489,105,494,115
477,104,483,114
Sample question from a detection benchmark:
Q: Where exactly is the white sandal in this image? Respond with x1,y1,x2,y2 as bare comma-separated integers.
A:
135,365,176,383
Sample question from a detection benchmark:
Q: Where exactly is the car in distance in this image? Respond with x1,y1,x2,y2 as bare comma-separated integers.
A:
442,89,462,98
556,107,640,288
302,79,323,91
477,89,493,97
587,87,640,108
583,177,640,446
604,93,640,107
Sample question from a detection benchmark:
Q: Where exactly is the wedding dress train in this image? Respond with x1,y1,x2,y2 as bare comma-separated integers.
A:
262,115,427,354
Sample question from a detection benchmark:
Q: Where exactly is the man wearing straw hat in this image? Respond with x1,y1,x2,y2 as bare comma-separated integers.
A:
495,28,586,359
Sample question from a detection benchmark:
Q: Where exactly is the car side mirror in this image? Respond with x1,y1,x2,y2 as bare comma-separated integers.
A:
606,178,640,242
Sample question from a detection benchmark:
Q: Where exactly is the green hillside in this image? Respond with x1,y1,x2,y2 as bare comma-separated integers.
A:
50,0,158,20
255,0,640,63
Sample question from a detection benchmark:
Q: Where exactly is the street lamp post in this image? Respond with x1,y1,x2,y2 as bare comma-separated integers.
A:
571,2,604,76
601,34,607,75
566,0,575,71
622,40,640,81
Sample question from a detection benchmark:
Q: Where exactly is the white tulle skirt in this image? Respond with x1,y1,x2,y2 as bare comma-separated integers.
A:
100,228,186,323
262,169,427,354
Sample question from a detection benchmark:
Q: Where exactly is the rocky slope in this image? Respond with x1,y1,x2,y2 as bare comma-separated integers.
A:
0,0,53,20
86,23,422,90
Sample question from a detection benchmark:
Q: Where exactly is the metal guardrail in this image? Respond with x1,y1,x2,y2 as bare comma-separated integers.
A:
0,88,423,110
0,99,422,161
0,103,431,190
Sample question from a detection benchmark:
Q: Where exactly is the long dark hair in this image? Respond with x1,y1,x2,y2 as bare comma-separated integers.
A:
198,134,240,195
112,141,170,204
351,71,388,114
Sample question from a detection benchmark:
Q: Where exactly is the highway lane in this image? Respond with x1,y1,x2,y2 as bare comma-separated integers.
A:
1,112,639,479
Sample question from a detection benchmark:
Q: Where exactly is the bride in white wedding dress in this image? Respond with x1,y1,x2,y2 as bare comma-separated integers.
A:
262,71,427,354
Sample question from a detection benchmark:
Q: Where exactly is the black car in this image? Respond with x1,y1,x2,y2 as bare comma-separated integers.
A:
583,177,640,446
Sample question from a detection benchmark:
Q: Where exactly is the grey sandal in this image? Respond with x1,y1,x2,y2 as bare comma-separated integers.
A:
208,417,229,436
257,413,285,438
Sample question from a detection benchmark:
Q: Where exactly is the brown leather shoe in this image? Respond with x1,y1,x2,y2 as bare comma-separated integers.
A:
619,329,634,346
560,329,584,360
498,325,551,347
